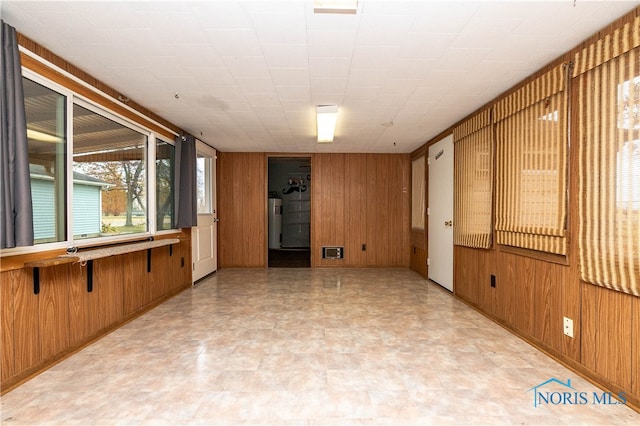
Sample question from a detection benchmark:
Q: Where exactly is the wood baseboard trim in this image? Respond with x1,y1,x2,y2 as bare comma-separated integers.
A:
455,295,640,414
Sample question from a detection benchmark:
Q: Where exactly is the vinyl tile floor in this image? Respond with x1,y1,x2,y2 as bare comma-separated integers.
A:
1,268,638,425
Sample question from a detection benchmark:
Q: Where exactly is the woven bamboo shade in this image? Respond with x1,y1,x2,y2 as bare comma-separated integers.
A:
575,31,640,296
412,155,425,230
453,108,493,249
494,65,568,255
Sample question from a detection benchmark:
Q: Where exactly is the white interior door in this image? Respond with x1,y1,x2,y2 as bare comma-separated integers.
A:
428,134,454,291
192,141,217,282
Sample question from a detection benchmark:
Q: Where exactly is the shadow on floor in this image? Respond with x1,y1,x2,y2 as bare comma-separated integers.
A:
268,248,310,268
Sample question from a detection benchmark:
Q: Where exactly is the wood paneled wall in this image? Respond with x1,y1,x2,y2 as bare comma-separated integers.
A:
313,153,411,267
0,239,191,392
217,152,266,267
439,8,640,411
216,152,410,268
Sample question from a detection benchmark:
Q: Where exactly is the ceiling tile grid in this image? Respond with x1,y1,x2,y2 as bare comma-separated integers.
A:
3,0,639,153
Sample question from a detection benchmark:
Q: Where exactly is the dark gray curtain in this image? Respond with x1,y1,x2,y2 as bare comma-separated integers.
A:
1,21,33,248
175,134,197,228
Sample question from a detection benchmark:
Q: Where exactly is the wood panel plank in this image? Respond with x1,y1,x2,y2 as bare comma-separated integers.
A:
411,246,428,278
172,240,189,290
12,269,40,374
244,153,266,267
389,154,410,267
411,230,425,250
477,249,496,314
93,256,124,331
494,252,515,323
344,154,367,267
217,153,265,267
67,263,93,346
368,155,391,266
123,251,148,315
1,272,15,381
312,154,345,267
39,265,70,361
454,246,479,306
511,256,535,334
582,284,633,389
533,261,563,350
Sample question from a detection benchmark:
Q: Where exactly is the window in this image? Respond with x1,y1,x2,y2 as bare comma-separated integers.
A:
576,41,640,296
196,153,212,214
24,78,67,244
73,103,148,239
411,155,425,230
453,109,493,249
495,65,568,255
21,73,177,250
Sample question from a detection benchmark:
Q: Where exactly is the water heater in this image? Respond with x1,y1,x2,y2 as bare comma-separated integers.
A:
268,198,282,249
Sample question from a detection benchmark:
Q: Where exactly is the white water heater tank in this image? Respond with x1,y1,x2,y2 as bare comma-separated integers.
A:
268,198,282,249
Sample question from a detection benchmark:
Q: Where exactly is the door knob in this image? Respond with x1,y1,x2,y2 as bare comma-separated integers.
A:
444,220,453,227
214,218,219,222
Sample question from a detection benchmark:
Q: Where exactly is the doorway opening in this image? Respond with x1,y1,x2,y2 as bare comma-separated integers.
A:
268,157,311,267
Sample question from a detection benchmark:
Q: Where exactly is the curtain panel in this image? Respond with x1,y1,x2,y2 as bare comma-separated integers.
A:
575,20,640,297
453,108,494,249
494,64,568,255
175,134,197,228
1,20,33,249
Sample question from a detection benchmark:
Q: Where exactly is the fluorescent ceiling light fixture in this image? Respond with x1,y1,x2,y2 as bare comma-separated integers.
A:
27,128,63,143
314,0,357,14
316,105,338,143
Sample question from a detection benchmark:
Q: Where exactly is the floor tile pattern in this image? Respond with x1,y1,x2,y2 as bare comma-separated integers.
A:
1,268,638,425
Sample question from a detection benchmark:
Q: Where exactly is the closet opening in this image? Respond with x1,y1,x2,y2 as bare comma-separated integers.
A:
267,157,311,267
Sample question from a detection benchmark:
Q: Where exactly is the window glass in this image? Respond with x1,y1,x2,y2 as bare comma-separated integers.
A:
196,154,212,214
156,139,175,230
24,77,67,244
72,104,147,239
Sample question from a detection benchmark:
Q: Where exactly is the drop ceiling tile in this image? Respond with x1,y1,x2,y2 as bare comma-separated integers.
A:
275,86,311,101
187,67,237,86
347,68,389,88
251,13,306,44
390,59,435,80
262,44,309,68
355,14,416,46
245,93,281,108
309,57,351,79
307,30,357,57
350,46,398,70
395,32,457,61
189,2,252,29
223,56,271,79
270,68,311,86
204,29,262,56
310,77,347,95
236,77,277,95
170,44,225,67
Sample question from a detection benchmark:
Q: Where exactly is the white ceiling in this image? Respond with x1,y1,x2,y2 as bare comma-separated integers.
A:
3,0,639,153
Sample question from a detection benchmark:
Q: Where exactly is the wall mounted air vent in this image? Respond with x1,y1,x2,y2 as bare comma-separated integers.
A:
322,246,344,259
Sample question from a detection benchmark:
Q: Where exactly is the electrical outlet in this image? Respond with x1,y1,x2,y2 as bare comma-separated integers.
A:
362,244,367,251
563,317,574,338
490,274,496,288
